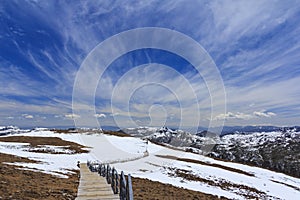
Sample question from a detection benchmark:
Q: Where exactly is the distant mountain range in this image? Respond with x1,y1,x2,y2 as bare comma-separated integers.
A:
217,125,300,135
121,125,300,136
0,126,27,136
4,124,300,135
197,125,300,136
119,125,300,136
1,124,300,178
209,127,300,178
121,126,300,178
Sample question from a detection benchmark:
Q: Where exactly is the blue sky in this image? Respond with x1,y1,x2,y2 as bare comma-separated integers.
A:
1,0,300,128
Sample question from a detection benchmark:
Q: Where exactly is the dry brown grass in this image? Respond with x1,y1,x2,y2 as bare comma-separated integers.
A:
102,130,131,137
52,129,131,137
131,176,228,200
0,153,79,200
0,136,89,154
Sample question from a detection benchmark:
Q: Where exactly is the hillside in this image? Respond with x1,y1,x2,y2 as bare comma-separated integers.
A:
122,126,300,178
209,127,300,178
0,127,299,199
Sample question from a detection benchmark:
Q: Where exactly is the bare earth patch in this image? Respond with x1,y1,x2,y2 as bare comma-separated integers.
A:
52,129,131,137
131,176,229,200
0,136,89,154
102,130,132,137
0,153,79,200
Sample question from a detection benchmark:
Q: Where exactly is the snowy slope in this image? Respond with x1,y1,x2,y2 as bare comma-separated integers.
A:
211,129,300,178
0,129,299,199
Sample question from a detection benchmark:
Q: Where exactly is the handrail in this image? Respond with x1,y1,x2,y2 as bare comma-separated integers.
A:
111,167,119,194
119,171,126,200
87,161,134,200
126,174,134,200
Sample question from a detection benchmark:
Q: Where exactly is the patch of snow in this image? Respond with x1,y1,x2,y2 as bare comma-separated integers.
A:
0,129,299,199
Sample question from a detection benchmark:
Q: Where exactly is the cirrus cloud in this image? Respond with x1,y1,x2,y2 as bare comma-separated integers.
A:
94,113,106,118
253,111,276,118
22,114,34,119
215,110,276,121
64,114,80,120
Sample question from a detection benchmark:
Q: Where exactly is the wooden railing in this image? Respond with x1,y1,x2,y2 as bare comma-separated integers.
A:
87,161,134,200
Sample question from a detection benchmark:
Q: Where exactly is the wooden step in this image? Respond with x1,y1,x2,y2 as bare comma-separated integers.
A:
75,163,119,200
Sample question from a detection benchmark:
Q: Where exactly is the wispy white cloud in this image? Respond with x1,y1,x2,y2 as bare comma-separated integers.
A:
214,110,277,121
22,114,34,119
214,112,253,121
254,111,276,118
94,113,106,118
64,114,80,120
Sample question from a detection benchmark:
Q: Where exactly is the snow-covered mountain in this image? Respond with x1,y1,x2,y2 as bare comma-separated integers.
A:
218,125,283,136
209,127,300,178
145,127,200,146
0,126,27,136
122,126,300,178
121,126,159,137
122,127,219,154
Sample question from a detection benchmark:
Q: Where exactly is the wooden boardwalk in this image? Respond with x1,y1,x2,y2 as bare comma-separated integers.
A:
76,163,119,200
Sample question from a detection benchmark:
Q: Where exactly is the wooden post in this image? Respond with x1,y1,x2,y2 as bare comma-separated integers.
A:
126,174,134,200
99,164,101,176
111,167,119,194
115,172,119,194
107,164,111,184
111,167,116,194
120,171,127,200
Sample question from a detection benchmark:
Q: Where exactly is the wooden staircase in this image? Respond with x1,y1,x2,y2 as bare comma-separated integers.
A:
76,163,119,200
